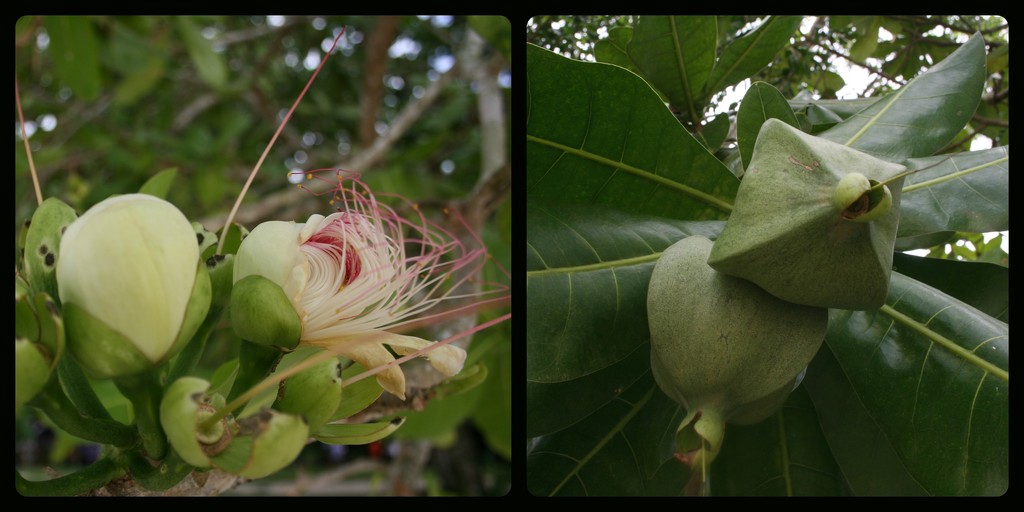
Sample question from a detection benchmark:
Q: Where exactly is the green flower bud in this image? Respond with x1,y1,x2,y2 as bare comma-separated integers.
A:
161,377,219,469
57,194,211,378
230,275,301,350
23,197,78,302
162,377,310,480
15,339,51,411
15,288,65,411
272,349,342,431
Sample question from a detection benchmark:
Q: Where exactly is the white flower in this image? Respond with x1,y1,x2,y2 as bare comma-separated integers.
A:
233,180,483,399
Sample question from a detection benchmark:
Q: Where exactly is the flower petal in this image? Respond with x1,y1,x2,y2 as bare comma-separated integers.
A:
382,332,467,378
342,342,406,400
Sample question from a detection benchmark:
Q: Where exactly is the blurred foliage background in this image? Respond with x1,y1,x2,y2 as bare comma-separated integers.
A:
15,15,511,496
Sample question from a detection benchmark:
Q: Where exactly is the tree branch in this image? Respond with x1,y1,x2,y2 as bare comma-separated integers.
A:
358,16,400,148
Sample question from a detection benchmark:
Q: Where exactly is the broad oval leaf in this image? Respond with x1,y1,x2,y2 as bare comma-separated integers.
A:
44,16,102,101
177,17,228,90
527,44,738,221
710,386,842,496
736,81,800,170
820,33,986,160
594,26,638,74
704,16,803,98
822,272,1008,495
891,253,1008,324
526,200,724,383
789,96,881,121
897,146,1009,238
628,16,718,124
527,343,650,438
527,372,688,496
803,345,930,496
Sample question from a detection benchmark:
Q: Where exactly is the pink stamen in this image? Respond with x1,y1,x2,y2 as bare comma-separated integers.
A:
293,168,509,339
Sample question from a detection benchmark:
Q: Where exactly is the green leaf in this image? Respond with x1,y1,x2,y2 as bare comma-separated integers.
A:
138,167,178,199
891,253,1008,324
710,386,842,496
849,17,881,62
44,16,102,101
894,230,955,252
704,16,802,97
820,33,986,160
628,16,717,124
788,96,881,120
896,147,1009,238
699,113,730,152
527,44,738,221
527,372,688,496
803,345,929,495
527,343,650,438
107,21,167,106
526,200,724,383
736,81,799,170
594,26,637,73
315,418,405,445
472,331,512,460
821,272,1008,495
800,105,842,133
176,17,227,90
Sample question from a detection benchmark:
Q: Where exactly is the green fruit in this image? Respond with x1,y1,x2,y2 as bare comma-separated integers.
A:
708,119,906,310
648,236,827,466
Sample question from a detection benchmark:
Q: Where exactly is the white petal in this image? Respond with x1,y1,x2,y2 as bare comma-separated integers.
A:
385,333,467,378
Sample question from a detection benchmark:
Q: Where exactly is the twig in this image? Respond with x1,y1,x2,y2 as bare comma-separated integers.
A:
213,16,312,47
201,59,460,230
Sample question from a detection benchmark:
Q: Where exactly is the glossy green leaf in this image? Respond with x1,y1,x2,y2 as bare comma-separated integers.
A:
44,16,102,101
788,96,880,121
628,16,717,123
594,26,638,74
527,44,738,221
526,200,725,383
821,272,1008,495
527,372,688,496
472,332,512,460
527,343,650,438
891,253,1007,323
704,16,802,98
803,104,845,132
699,113,730,152
893,230,955,252
736,81,800,170
711,386,842,496
820,34,986,160
138,167,178,199
176,17,227,90
803,345,929,496
897,147,1009,238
